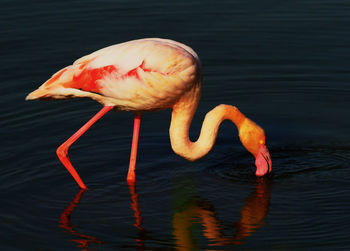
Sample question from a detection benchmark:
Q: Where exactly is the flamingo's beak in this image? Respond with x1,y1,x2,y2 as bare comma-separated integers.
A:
255,145,272,176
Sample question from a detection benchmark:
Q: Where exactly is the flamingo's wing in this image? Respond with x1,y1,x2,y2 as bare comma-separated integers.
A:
26,39,199,110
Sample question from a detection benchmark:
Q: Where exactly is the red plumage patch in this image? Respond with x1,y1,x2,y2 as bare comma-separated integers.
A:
61,60,156,93
67,65,118,93
125,60,152,80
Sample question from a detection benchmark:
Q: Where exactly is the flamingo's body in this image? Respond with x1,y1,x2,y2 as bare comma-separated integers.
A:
26,38,271,189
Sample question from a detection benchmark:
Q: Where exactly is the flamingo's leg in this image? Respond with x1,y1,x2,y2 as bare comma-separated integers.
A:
56,106,113,189
127,113,141,183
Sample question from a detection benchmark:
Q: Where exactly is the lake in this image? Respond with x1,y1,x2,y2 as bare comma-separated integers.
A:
1,0,350,250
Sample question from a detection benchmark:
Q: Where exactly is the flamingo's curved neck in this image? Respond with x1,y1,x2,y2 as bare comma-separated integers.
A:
169,88,246,161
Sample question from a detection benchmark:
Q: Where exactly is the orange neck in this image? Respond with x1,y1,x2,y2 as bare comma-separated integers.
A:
169,96,247,161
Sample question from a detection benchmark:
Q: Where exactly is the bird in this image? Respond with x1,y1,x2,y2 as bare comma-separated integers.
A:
26,38,272,189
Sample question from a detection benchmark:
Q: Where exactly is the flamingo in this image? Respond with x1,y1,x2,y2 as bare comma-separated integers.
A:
26,38,272,189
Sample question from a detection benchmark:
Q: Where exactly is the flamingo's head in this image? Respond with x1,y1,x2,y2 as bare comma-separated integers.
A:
238,118,272,176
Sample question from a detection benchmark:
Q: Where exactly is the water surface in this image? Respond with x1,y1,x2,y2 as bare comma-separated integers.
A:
1,0,350,250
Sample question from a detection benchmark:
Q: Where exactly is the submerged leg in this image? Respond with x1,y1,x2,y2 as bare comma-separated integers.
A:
127,113,142,183
56,106,113,189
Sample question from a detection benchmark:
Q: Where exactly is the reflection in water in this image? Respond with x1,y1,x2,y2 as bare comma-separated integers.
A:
128,183,143,230
234,180,271,244
59,180,270,250
59,189,103,250
59,185,146,251
128,183,147,250
173,179,271,249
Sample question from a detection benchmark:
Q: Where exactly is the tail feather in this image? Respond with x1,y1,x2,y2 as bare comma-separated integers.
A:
25,88,48,100
25,65,78,100
25,58,115,101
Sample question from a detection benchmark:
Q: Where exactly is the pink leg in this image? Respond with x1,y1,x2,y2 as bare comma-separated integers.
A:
127,113,141,184
56,106,113,189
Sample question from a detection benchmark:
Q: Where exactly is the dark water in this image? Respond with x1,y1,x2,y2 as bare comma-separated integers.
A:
2,0,350,250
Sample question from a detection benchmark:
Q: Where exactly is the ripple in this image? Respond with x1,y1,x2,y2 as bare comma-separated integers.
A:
205,145,350,183
270,145,350,180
